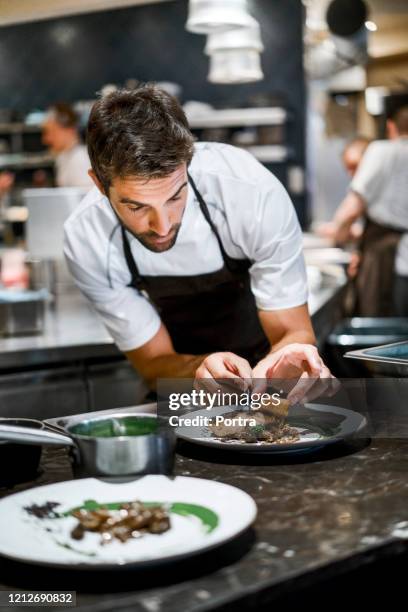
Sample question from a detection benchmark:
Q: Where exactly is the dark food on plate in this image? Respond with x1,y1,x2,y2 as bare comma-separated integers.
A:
24,501,61,518
209,409,300,444
70,501,170,544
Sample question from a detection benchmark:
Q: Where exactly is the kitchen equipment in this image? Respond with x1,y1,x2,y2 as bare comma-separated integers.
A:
0,475,256,569
176,403,367,454
0,418,45,486
186,0,254,34
26,257,57,295
0,288,48,336
329,318,408,349
0,413,175,478
345,340,408,377
328,318,408,376
205,21,264,84
45,403,156,428
23,187,88,293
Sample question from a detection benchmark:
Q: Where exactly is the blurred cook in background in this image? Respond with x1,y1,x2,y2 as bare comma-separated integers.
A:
318,136,371,241
0,171,14,198
318,136,371,278
42,102,93,189
322,106,408,316
342,136,371,179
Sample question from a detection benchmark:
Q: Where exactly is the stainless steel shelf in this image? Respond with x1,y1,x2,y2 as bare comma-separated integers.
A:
245,145,288,163
0,152,53,169
187,107,287,129
0,123,42,133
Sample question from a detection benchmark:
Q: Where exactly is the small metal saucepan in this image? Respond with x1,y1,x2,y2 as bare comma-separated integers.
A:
0,413,175,478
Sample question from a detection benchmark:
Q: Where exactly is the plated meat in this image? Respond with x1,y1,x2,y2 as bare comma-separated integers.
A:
70,501,170,544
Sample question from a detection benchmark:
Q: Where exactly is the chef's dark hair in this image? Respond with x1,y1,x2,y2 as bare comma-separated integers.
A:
86,84,195,192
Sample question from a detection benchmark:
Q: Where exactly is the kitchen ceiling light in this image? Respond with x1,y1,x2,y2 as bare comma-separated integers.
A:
208,49,264,84
186,0,254,34
365,20,377,32
205,19,264,54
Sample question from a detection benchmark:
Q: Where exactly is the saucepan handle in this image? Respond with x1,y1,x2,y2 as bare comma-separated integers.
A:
0,425,75,447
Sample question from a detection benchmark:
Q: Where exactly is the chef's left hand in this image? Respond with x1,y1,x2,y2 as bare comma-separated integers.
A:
252,343,339,404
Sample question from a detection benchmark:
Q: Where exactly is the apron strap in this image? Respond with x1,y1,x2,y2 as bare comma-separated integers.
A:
187,173,233,268
121,226,146,292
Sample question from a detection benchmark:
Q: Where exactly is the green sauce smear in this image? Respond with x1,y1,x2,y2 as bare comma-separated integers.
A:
69,416,158,438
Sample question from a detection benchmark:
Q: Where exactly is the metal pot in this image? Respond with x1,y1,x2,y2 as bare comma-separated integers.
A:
0,413,175,478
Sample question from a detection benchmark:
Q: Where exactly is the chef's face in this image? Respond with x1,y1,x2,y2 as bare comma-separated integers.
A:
42,119,75,153
97,165,188,253
342,143,367,177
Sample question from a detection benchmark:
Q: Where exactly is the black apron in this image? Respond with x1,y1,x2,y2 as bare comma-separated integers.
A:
354,216,404,316
121,174,270,366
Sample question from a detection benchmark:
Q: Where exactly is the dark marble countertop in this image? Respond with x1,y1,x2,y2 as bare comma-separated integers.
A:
1,436,408,611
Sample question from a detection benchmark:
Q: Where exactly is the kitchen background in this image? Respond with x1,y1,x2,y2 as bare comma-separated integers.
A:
0,0,306,218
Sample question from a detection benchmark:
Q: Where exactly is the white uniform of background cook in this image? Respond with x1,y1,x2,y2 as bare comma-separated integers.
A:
350,137,408,277
55,143,93,189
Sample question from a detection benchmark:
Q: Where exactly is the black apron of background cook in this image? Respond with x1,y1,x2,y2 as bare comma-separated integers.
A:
121,174,270,366
354,216,404,316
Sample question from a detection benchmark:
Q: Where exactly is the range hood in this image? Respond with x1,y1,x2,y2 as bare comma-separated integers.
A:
304,0,369,80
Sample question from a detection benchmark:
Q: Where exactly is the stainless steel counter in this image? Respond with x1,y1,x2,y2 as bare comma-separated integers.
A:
0,291,119,369
0,267,348,370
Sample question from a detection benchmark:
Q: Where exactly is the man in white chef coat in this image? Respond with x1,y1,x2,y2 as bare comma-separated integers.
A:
42,102,93,189
64,85,334,398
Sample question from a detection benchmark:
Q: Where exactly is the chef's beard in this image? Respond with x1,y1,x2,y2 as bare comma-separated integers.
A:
122,222,182,253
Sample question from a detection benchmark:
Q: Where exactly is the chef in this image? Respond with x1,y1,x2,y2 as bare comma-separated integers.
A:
325,105,408,316
64,85,334,398
42,102,93,189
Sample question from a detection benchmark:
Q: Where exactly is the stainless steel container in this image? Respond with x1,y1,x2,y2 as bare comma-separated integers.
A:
26,258,57,295
345,340,408,376
0,288,48,336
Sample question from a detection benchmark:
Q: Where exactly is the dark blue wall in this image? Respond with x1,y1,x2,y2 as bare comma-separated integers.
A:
0,0,306,219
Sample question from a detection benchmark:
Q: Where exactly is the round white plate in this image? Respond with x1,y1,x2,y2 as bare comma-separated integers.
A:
0,476,256,569
176,404,367,454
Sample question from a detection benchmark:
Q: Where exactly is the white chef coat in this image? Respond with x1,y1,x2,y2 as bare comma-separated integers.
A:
350,137,408,275
55,144,93,189
64,142,308,352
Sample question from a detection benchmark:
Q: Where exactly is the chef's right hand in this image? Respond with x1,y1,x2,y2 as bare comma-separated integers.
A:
194,352,251,393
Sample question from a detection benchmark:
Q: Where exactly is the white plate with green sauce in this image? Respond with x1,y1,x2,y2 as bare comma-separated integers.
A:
0,476,256,569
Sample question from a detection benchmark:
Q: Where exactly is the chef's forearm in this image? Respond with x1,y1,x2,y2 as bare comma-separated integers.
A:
267,329,316,354
332,191,365,243
126,352,207,389
258,305,317,355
